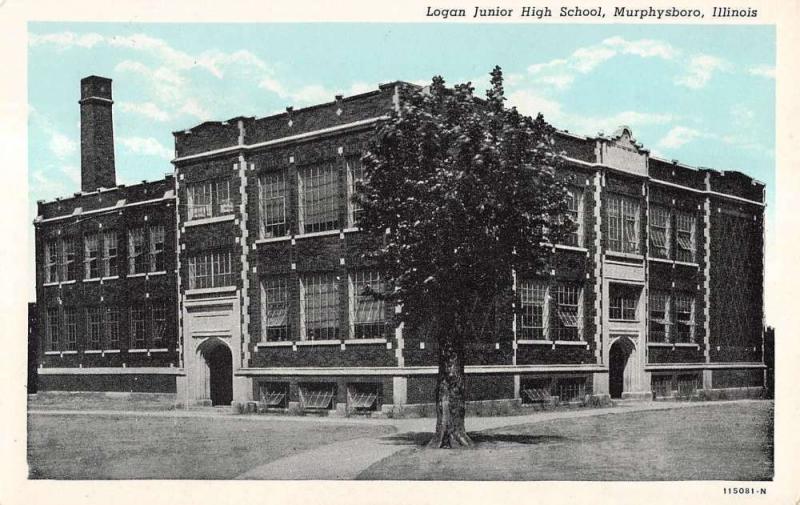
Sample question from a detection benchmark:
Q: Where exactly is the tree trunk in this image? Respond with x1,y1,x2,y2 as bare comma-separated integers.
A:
428,332,474,448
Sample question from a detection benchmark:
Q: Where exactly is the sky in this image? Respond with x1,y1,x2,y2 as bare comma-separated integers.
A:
27,22,776,313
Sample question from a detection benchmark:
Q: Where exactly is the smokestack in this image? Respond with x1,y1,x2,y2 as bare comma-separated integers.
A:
79,75,116,192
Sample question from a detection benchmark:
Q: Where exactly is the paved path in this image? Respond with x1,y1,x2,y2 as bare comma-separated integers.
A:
29,399,764,480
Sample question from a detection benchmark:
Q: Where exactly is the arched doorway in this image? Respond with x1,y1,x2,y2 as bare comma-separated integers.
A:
609,337,635,399
198,339,233,406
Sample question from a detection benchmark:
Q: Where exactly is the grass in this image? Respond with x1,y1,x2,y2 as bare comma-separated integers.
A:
28,414,394,479
358,401,774,481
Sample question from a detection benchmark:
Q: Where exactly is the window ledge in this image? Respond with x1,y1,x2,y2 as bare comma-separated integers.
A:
343,227,360,234
605,252,644,260
674,261,699,268
648,257,673,264
554,340,588,346
554,244,588,253
84,349,103,354
517,339,552,345
128,272,148,278
257,341,294,348
43,282,59,287
185,214,235,227
344,338,388,345
103,349,121,354
674,343,700,348
44,351,61,355
295,229,341,240
609,319,640,323
61,280,77,285
148,271,167,277
128,348,148,353
185,286,237,296
255,236,291,244
62,350,78,355
83,277,101,283
295,340,341,346
647,342,673,347
102,275,119,281
150,348,170,353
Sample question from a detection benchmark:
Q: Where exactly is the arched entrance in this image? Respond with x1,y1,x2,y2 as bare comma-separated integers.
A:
609,337,635,399
198,338,233,406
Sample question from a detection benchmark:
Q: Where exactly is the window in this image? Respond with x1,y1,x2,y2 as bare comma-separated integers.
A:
649,206,671,259
45,240,59,283
299,163,339,233
552,284,582,341
258,171,287,238
352,271,387,339
46,307,59,351
187,180,233,220
609,284,640,321
106,307,120,349
102,231,118,277
130,306,146,349
673,293,695,343
347,157,365,227
563,188,584,247
675,211,696,263
152,305,166,347
648,291,670,343
187,251,234,289
262,277,289,341
149,225,165,272
128,228,146,274
606,194,641,254
84,234,100,279
87,307,103,350
64,308,77,351
301,273,339,340
519,279,548,340
60,238,78,281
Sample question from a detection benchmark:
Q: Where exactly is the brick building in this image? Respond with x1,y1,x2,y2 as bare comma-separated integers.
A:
33,76,767,413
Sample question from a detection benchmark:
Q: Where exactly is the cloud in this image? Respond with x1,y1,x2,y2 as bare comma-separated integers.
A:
48,131,77,159
730,104,755,125
508,87,673,136
119,102,170,122
675,54,730,89
748,64,775,79
29,31,103,49
118,136,173,159
527,36,678,90
657,126,705,148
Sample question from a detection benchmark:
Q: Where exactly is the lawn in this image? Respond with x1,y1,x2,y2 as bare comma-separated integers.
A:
358,401,774,481
28,414,394,479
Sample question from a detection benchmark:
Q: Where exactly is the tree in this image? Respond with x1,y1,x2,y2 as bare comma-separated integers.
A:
357,67,573,448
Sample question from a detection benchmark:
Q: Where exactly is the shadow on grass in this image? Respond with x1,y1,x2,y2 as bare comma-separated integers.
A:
379,431,570,448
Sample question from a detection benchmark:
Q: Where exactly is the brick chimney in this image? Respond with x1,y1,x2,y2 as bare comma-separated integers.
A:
79,76,116,192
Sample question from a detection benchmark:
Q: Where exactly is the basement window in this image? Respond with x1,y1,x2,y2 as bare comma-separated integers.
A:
555,377,586,403
258,382,289,409
521,378,552,404
676,374,700,398
651,374,673,399
299,383,336,410
347,383,380,413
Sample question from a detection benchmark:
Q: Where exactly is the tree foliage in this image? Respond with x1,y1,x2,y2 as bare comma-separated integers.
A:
358,67,573,334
